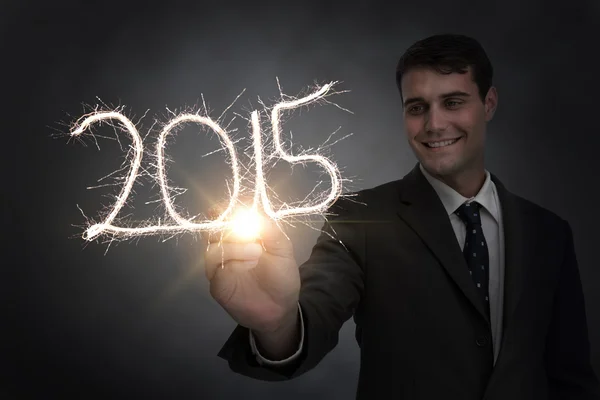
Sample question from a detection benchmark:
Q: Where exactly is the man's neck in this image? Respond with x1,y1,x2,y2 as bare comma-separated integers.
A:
426,166,487,199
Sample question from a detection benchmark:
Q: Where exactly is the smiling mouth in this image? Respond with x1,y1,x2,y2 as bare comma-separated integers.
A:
422,137,462,149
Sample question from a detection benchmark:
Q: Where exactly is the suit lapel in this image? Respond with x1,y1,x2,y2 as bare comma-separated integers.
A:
395,164,531,327
490,174,528,330
396,164,490,324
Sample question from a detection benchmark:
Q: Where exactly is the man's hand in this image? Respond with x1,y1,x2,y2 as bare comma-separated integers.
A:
204,214,300,334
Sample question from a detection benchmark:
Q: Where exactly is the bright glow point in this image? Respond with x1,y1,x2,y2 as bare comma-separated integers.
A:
228,208,262,241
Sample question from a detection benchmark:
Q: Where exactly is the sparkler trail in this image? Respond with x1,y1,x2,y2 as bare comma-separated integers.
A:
70,111,145,241
156,113,241,229
68,82,351,242
263,83,342,219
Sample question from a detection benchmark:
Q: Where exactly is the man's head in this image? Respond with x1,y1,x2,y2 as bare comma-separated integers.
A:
396,34,498,189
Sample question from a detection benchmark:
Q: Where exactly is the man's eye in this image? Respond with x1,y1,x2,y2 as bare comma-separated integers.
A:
446,100,462,108
408,105,424,114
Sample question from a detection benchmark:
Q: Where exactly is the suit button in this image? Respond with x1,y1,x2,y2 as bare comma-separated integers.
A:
476,335,488,347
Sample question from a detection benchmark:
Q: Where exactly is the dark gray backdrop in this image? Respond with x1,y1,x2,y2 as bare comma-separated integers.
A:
4,0,599,398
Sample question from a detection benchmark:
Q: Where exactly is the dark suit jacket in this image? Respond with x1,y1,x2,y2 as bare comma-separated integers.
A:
218,163,599,399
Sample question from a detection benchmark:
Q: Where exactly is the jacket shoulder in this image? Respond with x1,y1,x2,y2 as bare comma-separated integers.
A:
329,179,404,217
508,191,568,228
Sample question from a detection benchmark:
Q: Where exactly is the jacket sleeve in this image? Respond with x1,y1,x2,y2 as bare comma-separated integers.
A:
248,302,305,366
545,220,600,399
216,196,366,380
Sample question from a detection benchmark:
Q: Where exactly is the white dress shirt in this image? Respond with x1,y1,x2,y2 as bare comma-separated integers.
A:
250,163,505,365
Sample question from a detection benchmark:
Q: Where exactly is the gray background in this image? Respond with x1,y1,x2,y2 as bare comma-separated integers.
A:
4,0,599,398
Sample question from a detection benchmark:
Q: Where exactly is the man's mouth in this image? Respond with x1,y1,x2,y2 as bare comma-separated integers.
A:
422,137,462,149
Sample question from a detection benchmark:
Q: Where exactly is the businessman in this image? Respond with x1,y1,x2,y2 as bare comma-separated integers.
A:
204,34,599,399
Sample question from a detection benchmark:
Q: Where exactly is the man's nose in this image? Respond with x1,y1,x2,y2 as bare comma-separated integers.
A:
424,107,448,133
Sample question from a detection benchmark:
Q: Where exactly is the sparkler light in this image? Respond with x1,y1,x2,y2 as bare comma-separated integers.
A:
228,207,263,241
68,82,350,242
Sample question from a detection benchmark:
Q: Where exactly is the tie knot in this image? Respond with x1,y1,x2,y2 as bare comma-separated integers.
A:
455,201,482,226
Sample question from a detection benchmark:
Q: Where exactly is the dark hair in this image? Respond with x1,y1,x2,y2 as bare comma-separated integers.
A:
396,34,493,102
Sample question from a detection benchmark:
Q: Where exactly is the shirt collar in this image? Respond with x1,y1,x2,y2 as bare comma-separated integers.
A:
419,163,500,223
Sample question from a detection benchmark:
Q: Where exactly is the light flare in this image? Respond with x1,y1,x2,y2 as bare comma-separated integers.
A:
228,207,263,241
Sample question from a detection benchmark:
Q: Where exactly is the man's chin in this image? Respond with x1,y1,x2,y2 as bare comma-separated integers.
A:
420,159,459,177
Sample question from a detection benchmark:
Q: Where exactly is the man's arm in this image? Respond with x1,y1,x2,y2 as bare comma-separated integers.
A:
545,220,600,399
217,197,366,380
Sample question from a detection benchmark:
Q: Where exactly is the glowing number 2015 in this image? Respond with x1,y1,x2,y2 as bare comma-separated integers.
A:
70,83,341,240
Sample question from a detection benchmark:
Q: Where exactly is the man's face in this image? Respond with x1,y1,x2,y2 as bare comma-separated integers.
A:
401,66,497,180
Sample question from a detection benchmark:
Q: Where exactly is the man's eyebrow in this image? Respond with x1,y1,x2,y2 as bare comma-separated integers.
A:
403,96,425,107
403,91,471,107
440,91,471,99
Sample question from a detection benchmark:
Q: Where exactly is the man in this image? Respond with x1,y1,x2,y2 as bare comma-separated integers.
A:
204,34,599,399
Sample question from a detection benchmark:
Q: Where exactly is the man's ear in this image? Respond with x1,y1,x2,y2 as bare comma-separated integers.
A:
484,86,498,121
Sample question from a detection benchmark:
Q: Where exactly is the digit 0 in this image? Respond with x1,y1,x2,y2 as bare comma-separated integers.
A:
155,114,242,232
